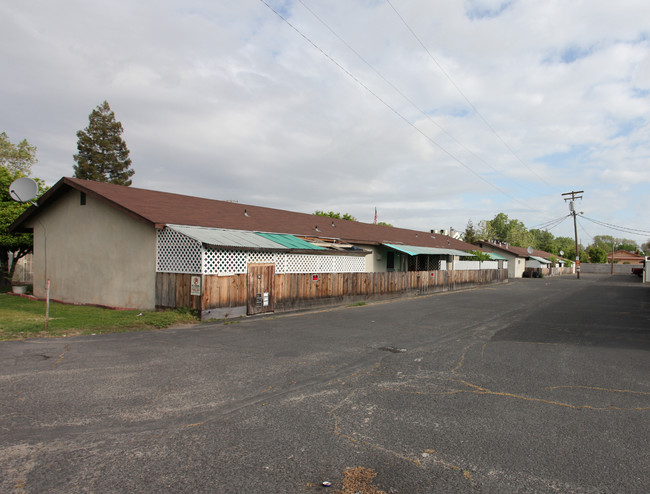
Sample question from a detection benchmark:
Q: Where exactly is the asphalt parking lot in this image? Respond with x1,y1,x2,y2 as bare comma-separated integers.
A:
1,273,649,493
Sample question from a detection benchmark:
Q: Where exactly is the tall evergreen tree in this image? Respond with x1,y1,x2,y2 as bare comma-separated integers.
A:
73,101,134,185
462,219,478,244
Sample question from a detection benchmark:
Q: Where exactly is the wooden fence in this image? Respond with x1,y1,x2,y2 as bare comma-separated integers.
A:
157,268,508,319
525,266,575,277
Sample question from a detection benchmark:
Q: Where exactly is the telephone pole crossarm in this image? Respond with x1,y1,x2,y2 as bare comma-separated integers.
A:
562,190,584,202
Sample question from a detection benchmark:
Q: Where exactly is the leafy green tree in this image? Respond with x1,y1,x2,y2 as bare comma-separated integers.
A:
529,229,556,254
554,237,576,258
504,218,530,247
578,247,588,262
462,219,478,244
481,213,530,246
592,235,638,253
467,250,492,261
0,132,37,175
313,211,357,221
476,219,496,241
587,246,608,263
73,101,134,185
591,235,615,252
377,221,393,227
641,240,650,254
1,134,45,288
489,213,510,241
1,173,46,289
618,243,638,252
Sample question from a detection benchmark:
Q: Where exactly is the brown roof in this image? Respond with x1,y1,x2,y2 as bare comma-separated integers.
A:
478,240,558,259
12,177,479,251
608,250,644,262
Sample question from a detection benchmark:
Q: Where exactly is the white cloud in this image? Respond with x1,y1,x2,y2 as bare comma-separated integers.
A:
1,0,649,241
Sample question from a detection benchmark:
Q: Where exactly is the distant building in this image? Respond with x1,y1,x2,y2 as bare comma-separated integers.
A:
607,250,645,264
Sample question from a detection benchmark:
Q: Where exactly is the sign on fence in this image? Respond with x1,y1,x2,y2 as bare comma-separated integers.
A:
190,276,201,296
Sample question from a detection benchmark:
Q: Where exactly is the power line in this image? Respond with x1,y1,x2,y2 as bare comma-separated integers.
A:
580,215,650,237
385,0,556,190
543,216,571,232
258,0,527,204
295,0,530,199
529,214,571,231
576,217,595,245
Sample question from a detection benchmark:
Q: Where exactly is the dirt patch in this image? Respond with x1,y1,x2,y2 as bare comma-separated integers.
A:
337,466,385,494
166,322,201,330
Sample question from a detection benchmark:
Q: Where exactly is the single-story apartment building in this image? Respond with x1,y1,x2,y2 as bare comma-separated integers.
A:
11,178,506,317
474,240,572,278
607,250,645,265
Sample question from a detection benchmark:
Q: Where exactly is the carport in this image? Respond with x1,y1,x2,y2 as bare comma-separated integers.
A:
383,243,476,271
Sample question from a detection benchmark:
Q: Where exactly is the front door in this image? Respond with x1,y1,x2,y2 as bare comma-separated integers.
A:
247,263,275,315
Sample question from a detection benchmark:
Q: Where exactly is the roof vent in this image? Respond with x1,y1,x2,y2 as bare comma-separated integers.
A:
244,209,249,217
315,225,320,232
331,221,335,227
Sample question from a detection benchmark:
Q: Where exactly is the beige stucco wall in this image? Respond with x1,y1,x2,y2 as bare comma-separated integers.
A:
363,245,408,272
478,245,525,278
28,190,156,309
510,257,525,278
364,245,384,272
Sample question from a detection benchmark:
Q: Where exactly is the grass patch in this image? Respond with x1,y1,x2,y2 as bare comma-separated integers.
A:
348,301,367,307
0,294,200,340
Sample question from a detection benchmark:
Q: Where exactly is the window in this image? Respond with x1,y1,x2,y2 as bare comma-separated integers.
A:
80,192,86,205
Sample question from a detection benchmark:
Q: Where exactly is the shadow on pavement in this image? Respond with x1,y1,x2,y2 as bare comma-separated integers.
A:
492,274,650,351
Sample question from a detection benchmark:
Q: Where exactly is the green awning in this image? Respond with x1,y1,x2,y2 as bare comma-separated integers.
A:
487,252,508,261
383,243,476,257
255,232,325,250
529,255,551,264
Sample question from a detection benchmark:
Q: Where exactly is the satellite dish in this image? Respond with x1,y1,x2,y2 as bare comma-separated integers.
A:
559,250,564,256
527,246,534,255
9,177,38,203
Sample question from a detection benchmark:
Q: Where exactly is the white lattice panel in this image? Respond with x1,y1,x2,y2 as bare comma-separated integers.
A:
333,256,366,273
284,254,365,274
158,227,367,275
157,228,202,274
203,248,247,275
284,254,324,273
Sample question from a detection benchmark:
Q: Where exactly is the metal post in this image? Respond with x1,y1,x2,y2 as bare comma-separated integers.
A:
45,279,50,331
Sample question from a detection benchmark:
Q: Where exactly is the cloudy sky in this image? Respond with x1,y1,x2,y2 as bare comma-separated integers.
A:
2,0,649,243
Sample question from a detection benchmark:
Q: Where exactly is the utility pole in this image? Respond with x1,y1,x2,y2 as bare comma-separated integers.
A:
562,190,584,279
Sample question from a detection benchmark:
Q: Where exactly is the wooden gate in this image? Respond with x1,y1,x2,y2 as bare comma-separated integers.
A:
247,263,275,315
